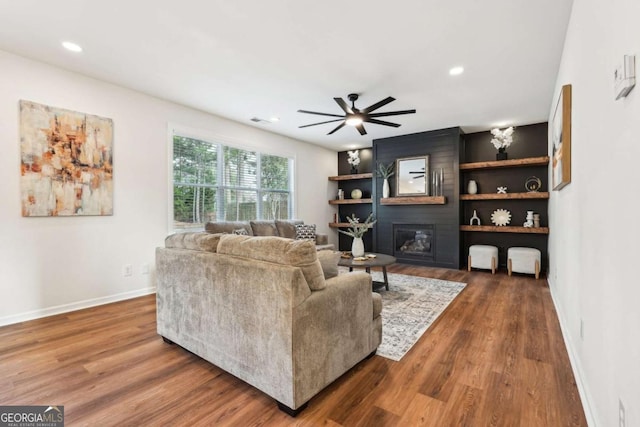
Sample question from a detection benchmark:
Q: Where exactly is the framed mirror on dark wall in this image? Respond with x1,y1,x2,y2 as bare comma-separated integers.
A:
396,155,429,196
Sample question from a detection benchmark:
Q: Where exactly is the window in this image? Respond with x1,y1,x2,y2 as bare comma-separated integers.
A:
172,134,293,230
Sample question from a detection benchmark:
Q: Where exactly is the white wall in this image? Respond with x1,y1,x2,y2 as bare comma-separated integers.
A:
0,50,337,325
548,0,640,425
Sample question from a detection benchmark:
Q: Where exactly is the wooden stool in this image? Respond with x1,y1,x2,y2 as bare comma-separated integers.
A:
468,245,498,274
507,247,541,279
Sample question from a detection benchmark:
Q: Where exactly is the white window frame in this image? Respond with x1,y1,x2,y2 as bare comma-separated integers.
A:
167,124,295,233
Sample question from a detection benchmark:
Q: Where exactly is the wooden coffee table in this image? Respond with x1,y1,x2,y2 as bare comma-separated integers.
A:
338,253,396,291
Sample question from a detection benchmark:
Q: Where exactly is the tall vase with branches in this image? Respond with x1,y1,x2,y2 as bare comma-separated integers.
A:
376,162,394,198
338,213,376,257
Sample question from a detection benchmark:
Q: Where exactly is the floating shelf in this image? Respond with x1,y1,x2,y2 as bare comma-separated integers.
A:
459,156,549,171
329,223,374,228
328,198,372,205
328,173,373,181
380,196,446,205
460,225,549,234
460,192,549,201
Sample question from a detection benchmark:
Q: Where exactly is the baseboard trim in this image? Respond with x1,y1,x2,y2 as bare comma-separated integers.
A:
547,279,597,427
0,287,156,327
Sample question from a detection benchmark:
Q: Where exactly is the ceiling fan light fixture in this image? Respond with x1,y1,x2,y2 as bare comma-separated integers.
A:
345,115,363,126
298,93,415,135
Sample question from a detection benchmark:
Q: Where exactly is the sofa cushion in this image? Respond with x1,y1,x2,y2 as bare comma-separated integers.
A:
250,220,279,236
317,250,340,279
165,232,222,252
205,221,253,235
217,235,326,291
295,224,316,241
275,220,304,239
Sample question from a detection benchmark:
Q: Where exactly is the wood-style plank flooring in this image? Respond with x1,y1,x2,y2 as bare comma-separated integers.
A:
0,265,587,426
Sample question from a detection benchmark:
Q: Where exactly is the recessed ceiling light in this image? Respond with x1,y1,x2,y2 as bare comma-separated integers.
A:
62,41,83,52
449,66,464,76
269,117,280,123
493,121,509,128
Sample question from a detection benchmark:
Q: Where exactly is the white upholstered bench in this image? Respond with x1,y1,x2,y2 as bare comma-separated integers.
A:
507,247,541,279
468,245,498,274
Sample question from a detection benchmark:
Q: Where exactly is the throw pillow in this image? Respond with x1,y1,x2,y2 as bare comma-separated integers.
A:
295,224,316,241
233,228,248,235
317,250,340,279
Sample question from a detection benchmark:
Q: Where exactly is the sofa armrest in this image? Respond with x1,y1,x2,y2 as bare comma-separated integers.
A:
292,271,381,406
315,233,329,245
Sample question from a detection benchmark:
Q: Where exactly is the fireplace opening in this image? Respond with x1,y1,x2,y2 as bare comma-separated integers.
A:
394,224,434,259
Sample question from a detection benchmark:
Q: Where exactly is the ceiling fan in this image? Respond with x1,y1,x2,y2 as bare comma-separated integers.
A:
298,93,416,135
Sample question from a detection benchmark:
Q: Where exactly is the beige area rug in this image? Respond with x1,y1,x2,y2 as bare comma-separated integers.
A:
341,269,466,361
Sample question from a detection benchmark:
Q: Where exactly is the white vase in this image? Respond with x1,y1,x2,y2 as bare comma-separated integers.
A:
382,178,390,198
467,180,478,195
351,237,365,257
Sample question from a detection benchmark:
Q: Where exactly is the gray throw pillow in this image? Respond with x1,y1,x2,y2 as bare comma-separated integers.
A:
317,250,340,279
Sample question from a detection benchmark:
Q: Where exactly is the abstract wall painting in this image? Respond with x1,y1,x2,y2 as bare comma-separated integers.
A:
551,85,572,191
20,100,114,216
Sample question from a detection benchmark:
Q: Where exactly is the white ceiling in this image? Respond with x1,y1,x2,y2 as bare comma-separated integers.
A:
0,0,573,151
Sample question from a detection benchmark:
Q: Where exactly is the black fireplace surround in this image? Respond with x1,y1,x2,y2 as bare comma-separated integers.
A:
373,127,462,269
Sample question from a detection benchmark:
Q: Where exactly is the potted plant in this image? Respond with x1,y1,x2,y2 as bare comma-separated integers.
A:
376,162,394,198
490,127,515,160
338,213,376,257
347,150,360,174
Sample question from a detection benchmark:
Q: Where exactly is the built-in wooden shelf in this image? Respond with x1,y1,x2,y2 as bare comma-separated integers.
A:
460,192,549,201
328,173,373,181
329,223,375,228
380,196,446,205
459,156,549,171
328,198,372,205
460,225,549,234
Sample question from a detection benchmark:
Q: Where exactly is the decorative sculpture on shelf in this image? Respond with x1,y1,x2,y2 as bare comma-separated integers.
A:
525,176,542,192
491,209,512,226
523,210,534,227
470,210,481,226
497,186,507,194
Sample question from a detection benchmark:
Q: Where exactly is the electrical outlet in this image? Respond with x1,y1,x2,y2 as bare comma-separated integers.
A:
123,264,133,277
580,319,584,341
140,263,149,275
619,398,625,427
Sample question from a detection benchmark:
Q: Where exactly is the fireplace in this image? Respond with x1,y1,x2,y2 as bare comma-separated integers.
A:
393,224,435,261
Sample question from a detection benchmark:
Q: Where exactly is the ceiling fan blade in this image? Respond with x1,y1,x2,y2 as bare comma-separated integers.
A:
355,124,367,135
362,96,395,113
333,98,353,114
327,122,346,135
368,109,417,118
364,118,401,128
297,109,345,118
299,119,345,128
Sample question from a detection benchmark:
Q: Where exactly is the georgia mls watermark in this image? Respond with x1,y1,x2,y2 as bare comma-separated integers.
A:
0,406,64,427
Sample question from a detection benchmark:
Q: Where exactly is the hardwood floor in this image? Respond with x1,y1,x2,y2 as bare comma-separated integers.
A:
0,265,587,426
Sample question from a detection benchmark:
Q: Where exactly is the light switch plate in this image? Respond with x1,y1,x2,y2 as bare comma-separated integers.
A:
614,55,636,100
